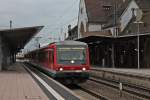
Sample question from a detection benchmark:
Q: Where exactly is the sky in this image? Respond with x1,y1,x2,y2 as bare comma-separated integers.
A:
0,0,80,51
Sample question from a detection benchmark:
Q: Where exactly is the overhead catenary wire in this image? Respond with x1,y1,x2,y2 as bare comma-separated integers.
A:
37,0,102,39
31,0,79,44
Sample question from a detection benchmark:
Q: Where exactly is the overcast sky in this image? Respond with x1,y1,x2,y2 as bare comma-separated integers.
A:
0,0,80,51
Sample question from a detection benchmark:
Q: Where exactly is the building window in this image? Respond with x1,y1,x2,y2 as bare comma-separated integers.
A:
103,5,112,10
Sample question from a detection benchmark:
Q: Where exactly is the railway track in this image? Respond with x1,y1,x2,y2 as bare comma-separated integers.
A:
67,84,108,100
89,76,150,100
24,62,150,100
77,85,108,100
24,62,107,100
23,62,82,100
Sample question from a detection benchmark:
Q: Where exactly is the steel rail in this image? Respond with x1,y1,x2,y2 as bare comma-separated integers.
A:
90,77,150,99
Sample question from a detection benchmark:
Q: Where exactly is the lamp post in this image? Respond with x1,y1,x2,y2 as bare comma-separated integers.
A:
111,0,118,68
133,8,143,69
135,21,143,69
137,22,140,69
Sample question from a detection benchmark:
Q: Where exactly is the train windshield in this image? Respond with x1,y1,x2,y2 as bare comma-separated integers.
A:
57,47,86,65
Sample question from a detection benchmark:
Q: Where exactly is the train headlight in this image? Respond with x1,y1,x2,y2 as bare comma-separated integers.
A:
82,67,86,71
59,68,63,71
71,60,75,64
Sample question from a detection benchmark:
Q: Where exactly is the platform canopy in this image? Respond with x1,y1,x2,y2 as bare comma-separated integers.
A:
77,32,150,44
0,26,43,53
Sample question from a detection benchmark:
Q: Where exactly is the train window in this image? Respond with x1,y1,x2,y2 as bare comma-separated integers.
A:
38,51,48,61
57,47,86,65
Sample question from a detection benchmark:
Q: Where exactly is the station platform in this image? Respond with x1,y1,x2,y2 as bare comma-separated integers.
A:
92,67,150,77
91,67,150,88
0,63,49,100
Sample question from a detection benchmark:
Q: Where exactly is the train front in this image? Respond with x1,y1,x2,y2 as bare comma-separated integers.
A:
55,43,90,84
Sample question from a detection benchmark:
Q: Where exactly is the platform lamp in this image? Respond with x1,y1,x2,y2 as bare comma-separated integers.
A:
133,8,144,69
34,36,42,49
10,20,12,29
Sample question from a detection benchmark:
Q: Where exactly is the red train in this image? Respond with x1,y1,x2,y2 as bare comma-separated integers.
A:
25,41,90,84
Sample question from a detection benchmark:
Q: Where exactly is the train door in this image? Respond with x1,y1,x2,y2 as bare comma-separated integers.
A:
49,49,54,70
39,50,48,67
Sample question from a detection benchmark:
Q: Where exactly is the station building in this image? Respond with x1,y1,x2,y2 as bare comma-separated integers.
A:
67,0,150,68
